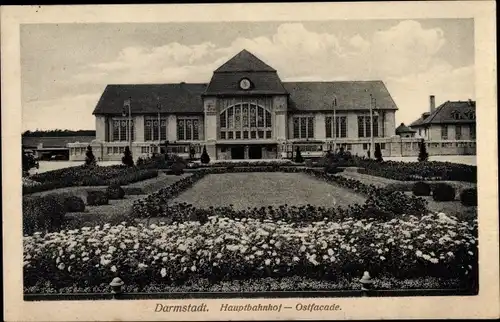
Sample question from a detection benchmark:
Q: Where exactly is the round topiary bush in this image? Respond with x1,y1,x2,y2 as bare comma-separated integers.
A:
412,181,431,196
106,184,125,200
86,190,109,206
171,161,186,175
460,188,477,207
63,195,86,212
432,183,456,202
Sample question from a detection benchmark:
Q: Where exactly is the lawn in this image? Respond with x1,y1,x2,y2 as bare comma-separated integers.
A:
171,172,366,210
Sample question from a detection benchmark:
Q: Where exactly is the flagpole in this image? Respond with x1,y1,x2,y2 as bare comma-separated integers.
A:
157,101,161,154
128,97,132,152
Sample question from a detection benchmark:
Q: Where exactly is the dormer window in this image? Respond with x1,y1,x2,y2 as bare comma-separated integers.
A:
451,110,462,120
464,110,476,120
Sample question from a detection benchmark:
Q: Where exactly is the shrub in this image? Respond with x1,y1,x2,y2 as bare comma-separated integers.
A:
412,181,431,196
294,147,304,163
418,139,429,162
460,188,478,207
304,159,314,167
432,183,456,202
23,194,66,235
106,184,125,200
84,145,96,166
325,165,343,174
86,190,109,206
171,161,186,176
200,145,210,164
63,195,86,212
374,143,383,162
122,146,134,167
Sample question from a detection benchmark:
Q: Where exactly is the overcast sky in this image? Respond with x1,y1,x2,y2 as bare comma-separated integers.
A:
21,19,474,131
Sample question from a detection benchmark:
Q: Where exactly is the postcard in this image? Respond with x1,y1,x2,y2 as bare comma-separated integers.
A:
2,1,498,321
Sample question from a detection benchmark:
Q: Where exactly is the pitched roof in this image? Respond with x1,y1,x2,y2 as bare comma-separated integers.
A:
214,50,276,73
409,100,476,127
93,83,207,115
204,72,288,96
22,136,95,148
395,123,416,134
284,81,398,111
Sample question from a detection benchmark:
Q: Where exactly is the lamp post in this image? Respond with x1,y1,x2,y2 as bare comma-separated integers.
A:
157,99,161,154
369,94,378,158
122,97,132,152
332,99,336,152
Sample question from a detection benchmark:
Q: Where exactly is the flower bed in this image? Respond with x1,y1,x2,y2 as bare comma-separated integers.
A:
357,160,476,183
23,166,159,195
132,167,428,220
23,213,478,292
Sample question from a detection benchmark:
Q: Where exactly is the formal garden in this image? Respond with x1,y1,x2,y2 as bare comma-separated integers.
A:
22,143,478,296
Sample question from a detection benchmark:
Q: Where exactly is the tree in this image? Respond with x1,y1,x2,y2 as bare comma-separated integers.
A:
200,145,210,164
294,146,304,163
122,146,134,167
85,145,97,166
418,139,429,162
374,143,383,162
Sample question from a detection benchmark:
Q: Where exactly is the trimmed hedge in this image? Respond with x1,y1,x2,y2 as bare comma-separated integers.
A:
106,184,125,200
63,195,86,212
460,188,477,207
432,183,456,202
412,181,432,196
87,190,109,206
23,195,66,235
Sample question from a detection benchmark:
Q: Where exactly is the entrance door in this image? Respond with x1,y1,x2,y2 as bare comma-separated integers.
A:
248,145,262,159
231,146,245,159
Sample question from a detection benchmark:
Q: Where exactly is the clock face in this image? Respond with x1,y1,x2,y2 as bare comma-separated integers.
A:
239,78,251,90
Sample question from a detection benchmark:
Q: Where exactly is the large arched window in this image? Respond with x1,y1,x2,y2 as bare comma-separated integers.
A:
219,103,272,140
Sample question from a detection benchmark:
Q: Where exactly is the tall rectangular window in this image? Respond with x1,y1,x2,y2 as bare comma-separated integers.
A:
469,124,476,139
357,116,365,138
441,125,448,140
455,125,462,140
177,118,200,141
112,119,134,141
326,116,347,138
293,116,314,139
372,115,379,138
144,117,167,141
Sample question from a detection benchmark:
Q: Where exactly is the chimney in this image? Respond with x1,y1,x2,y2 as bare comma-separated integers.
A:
430,95,436,113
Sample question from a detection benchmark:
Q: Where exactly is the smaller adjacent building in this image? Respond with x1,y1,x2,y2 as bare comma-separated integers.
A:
408,95,476,155
395,123,416,138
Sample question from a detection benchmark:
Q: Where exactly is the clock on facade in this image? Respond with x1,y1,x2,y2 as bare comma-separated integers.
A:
239,78,251,90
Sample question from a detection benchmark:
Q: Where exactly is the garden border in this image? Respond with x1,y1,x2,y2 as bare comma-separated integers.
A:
24,288,476,301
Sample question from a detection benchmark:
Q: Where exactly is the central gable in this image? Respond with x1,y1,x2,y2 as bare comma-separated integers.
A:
205,49,287,96
214,49,276,73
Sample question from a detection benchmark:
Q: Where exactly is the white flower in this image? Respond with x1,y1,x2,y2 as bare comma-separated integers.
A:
377,249,383,254
160,268,167,277
415,250,423,257
447,252,454,257
292,256,300,262
57,263,66,270
111,265,117,272
327,249,334,256
430,258,439,264
191,265,196,272
264,259,271,266
380,256,386,261
423,254,431,261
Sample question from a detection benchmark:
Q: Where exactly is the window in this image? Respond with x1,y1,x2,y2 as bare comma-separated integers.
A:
144,117,167,141
380,143,386,150
455,125,462,140
451,110,462,120
326,116,347,138
107,147,113,154
177,118,200,141
357,115,378,138
469,124,476,139
363,143,368,150
141,146,150,154
293,116,314,139
465,110,476,120
219,103,272,140
441,125,448,140
112,119,134,142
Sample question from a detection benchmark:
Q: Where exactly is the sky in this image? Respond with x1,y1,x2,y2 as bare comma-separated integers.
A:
21,19,475,131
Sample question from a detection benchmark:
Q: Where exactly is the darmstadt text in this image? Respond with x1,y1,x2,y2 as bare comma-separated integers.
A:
155,303,208,312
